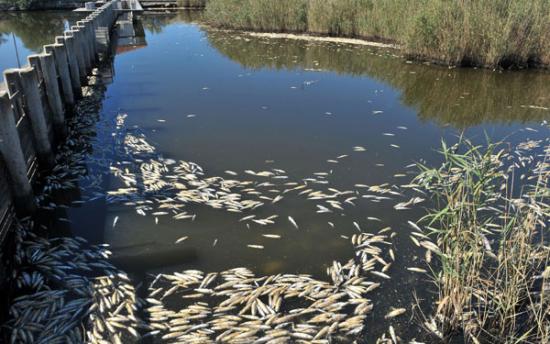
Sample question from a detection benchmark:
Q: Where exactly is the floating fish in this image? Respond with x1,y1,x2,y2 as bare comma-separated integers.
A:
175,236,189,244
247,245,264,249
288,216,299,229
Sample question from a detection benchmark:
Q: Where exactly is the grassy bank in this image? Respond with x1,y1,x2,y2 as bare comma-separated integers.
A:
204,0,550,68
410,137,549,342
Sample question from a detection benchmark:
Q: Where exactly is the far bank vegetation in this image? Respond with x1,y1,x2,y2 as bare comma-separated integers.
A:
205,0,550,68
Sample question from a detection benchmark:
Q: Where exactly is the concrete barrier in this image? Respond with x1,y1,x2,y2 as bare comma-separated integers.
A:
0,0,121,235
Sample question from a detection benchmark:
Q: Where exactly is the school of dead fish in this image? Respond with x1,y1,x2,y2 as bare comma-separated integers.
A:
3,42,549,344
1,66,411,344
144,230,395,343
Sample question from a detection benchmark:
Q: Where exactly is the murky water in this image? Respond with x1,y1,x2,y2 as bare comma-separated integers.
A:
1,10,549,341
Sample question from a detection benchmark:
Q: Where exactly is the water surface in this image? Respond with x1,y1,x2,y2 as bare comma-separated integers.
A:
2,10,549,341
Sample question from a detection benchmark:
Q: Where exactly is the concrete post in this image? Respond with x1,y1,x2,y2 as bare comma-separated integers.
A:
71,26,91,74
96,9,106,27
89,19,99,61
0,91,36,216
29,53,66,140
89,17,99,59
17,68,55,169
56,36,81,98
44,44,75,108
4,68,55,170
65,30,87,82
83,20,97,62
77,21,95,66
96,27,110,56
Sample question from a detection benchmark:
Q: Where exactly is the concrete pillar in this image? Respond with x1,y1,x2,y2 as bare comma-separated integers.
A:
18,68,55,169
56,36,82,98
29,53,66,140
4,68,55,170
89,17,100,59
77,21,96,66
89,18,100,61
81,23,94,68
65,30,87,82
44,44,75,108
83,20,97,62
97,9,106,27
0,91,36,216
71,26,92,74
96,27,110,56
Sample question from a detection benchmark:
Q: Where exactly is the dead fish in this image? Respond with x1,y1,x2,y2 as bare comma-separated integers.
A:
371,271,391,279
385,308,406,319
240,215,256,222
272,195,283,204
288,216,299,229
407,221,422,231
175,236,189,244
389,325,397,343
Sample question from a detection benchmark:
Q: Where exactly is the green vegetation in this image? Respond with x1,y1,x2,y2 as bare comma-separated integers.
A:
205,0,550,68
177,0,207,7
411,137,549,342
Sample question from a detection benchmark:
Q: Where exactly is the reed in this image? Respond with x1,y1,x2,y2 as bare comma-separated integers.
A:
177,0,207,8
204,0,550,68
412,137,549,342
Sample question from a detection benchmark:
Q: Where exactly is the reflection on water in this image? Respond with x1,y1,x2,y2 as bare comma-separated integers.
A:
139,9,203,33
206,30,550,128
0,11,84,72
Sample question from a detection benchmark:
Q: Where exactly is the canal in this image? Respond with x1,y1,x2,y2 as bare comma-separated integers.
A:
1,9,549,342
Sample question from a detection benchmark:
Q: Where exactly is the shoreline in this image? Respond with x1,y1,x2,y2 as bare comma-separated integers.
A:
242,31,399,50
203,26,550,71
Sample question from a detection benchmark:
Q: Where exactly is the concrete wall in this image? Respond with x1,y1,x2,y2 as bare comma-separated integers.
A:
0,0,120,241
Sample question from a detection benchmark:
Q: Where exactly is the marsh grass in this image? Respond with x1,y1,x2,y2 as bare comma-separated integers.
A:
205,0,550,68
177,0,207,8
411,137,549,342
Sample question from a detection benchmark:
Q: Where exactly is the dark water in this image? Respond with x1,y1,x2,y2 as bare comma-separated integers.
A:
2,10,550,340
